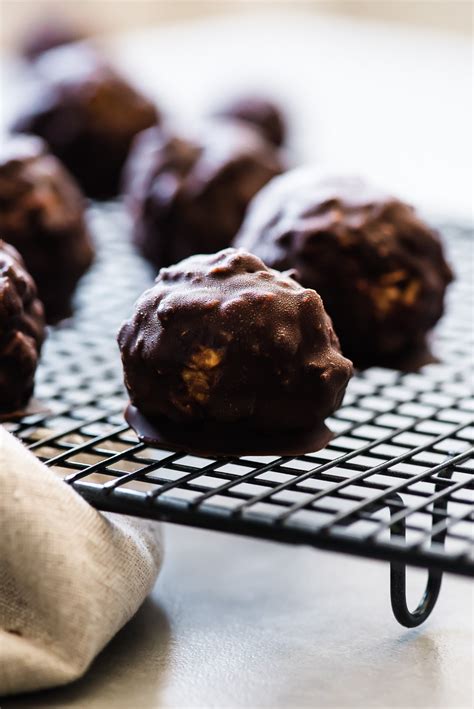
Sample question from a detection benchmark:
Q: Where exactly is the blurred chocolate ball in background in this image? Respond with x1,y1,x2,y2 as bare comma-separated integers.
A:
0,135,94,323
235,168,453,368
12,44,160,199
123,120,285,269
20,18,87,62
214,95,287,147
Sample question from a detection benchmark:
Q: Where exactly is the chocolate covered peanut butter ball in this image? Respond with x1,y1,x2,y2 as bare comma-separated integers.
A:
118,248,352,455
214,95,287,147
0,135,94,323
123,121,284,269
235,169,453,368
12,44,159,198
0,241,45,414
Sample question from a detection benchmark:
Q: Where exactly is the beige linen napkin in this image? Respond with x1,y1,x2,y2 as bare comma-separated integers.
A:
0,425,164,696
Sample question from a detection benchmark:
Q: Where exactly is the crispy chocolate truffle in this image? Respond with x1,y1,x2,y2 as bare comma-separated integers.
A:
0,241,45,414
12,44,159,198
20,19,85,61
0,135,94,323
123,121,284,269
235,169,454,368
214,96,286,147
118,248,353,455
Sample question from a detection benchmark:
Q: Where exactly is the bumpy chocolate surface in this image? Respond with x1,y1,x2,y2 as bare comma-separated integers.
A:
118,248,352,455
12,45,159,198
0,135,94,323
0,241,45,414
235,169,454,368
214,96,286,146
20,19,85,61
123,121,284,269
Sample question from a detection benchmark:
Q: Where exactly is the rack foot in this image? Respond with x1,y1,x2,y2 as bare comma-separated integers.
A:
390,563,443,627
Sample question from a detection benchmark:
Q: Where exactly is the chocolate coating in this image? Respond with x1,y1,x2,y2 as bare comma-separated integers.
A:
118,248,352,455
20,20,85,61
0,241,45,414
123,121,284,269
0,135,94,323
235,169,454,368
12,44,159,198
214,96,286,146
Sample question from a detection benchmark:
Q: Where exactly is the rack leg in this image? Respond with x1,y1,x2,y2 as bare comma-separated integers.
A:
388,470,452,627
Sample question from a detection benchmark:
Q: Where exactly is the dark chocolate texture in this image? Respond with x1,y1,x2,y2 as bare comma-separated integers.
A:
0,241,45,414
123,121,284,269
118,248,353,455
214,96,286,146
12,44,159,198
0,135,94,323
235,169,453,368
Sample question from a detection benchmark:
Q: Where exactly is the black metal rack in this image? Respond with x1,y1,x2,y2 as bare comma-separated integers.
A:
5,204,473,628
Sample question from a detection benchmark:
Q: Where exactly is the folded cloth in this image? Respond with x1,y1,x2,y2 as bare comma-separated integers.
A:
0,425,164,696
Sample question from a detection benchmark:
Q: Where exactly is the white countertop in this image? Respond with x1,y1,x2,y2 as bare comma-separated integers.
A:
2,11,473,708
109,10,473,222
4,525,473,708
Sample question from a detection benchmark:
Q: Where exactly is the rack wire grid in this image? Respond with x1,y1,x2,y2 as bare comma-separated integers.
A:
4,204,473,627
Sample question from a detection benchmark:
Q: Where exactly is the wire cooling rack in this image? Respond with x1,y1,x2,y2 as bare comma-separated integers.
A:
4,204,473,627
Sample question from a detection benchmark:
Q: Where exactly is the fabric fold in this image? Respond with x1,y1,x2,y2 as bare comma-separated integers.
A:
0,426,164,696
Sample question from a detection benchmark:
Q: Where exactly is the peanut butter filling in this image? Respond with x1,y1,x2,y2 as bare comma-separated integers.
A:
357,270,421,316
181,346,224,403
